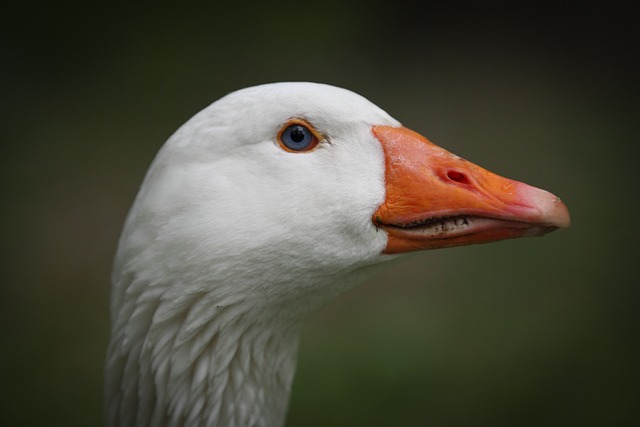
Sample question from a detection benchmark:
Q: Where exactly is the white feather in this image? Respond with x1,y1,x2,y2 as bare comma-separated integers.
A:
105,82,401,427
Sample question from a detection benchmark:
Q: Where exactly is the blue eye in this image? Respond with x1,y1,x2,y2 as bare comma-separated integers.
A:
278,122,319,152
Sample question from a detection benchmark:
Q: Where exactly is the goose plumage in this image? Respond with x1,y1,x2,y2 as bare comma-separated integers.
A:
105,82,569,427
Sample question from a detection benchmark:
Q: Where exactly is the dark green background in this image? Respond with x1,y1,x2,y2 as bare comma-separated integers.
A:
3,2,638,426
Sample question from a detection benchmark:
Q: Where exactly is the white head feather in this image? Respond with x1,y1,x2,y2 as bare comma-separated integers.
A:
106,83,401,426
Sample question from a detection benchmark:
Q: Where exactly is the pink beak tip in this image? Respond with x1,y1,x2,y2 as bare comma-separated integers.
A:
521,185,571,229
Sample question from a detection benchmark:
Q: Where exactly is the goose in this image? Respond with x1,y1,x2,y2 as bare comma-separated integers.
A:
105,82,570,427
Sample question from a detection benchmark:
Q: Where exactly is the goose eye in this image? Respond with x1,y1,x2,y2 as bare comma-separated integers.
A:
277,121,320,152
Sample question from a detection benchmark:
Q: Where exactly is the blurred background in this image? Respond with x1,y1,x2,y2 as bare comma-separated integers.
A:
2,1,638,426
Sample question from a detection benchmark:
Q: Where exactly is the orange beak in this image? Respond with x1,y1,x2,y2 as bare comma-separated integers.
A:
372,126,570,254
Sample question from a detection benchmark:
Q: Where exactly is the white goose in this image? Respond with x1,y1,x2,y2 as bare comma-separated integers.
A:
105,82,570,427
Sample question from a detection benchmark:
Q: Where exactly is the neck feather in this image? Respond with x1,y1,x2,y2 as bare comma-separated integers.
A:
105,281,302,427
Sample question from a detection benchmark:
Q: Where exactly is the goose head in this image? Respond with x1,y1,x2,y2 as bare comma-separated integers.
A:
106,82,569,426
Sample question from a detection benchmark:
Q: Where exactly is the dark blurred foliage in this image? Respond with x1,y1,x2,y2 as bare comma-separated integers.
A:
1,1,638,426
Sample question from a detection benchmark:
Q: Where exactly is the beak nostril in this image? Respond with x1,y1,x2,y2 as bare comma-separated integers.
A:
446,170,472,185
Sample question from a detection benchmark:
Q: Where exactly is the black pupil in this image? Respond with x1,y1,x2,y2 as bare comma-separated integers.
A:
290,126,306,143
